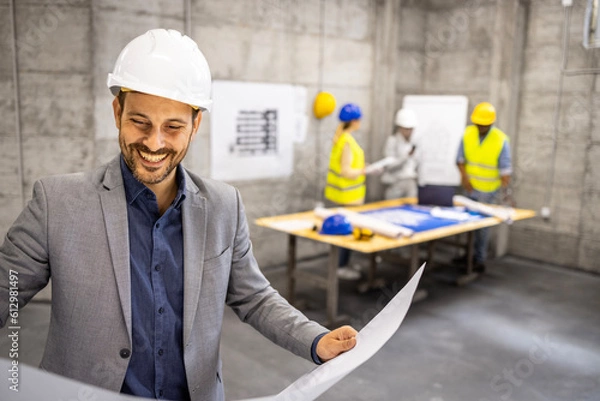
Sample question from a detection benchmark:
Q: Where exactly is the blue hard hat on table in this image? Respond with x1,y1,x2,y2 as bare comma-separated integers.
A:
338,103,362,122
320,214,353,235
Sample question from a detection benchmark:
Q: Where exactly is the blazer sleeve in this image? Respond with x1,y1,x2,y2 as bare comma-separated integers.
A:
225,188,328,362
0,180,51,327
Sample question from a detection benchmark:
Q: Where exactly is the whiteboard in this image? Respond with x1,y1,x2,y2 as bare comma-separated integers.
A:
210,80,307,181
403,95,468,186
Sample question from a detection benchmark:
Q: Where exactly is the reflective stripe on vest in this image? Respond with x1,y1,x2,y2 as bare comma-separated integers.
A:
463,125,507,193
324,132,365,205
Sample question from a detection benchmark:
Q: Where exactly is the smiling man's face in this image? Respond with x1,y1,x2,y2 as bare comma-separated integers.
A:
113,91,201,188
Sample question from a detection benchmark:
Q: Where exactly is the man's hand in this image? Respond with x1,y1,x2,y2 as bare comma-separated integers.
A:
316,325,358,362
457,163,472,193
461,176,473,193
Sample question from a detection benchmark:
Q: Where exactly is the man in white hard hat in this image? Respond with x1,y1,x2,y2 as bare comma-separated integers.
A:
381,108,419,200
0,29,356,401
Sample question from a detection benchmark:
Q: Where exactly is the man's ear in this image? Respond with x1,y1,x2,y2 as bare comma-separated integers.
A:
112,96,122,129
191,111,203,140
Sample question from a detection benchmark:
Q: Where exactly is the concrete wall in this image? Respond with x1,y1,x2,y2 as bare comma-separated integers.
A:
2,0,598,273
1,0,386,269
508,0,600,272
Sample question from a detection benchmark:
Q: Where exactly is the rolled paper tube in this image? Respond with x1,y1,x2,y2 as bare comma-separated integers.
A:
453,195,515,224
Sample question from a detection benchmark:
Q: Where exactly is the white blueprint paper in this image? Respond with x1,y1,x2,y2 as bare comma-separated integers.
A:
236,263,426,401
0,358,142,401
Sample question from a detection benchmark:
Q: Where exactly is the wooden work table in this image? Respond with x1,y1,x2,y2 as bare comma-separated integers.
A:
256,198,536,326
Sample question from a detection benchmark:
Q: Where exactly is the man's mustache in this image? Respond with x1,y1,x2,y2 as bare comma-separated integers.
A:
129,143,176,156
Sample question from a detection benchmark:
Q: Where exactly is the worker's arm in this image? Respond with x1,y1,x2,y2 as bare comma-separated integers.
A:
457,162,473,193
383,136,413,170
456,137,472,192
340,143,365,179
499,140,512,188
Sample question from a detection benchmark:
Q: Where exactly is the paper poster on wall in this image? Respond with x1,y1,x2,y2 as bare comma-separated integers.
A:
210,80,307,181
402,95,469,186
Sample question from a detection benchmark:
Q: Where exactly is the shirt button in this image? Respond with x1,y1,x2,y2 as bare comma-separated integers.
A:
159,390,164,397
119,348,131,359
158,307,164,314
158,349,164,356
155,223,160,229
155,265,161,272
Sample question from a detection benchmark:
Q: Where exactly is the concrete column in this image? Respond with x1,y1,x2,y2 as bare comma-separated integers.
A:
489,0,528,258
368,0,401,201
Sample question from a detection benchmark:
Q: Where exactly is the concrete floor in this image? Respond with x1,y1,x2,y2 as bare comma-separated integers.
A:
1,255,599,401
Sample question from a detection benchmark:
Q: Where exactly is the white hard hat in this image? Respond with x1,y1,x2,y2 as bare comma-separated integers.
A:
107,29,212,111
395,108,417,128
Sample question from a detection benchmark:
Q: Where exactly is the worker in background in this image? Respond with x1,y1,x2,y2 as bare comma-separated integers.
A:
324,103,380,280
0,29,357,401
456,102,512,272
381,108,419,200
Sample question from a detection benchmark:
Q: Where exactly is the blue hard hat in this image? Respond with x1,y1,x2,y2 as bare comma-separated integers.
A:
320,214,353,235
338,103,362,122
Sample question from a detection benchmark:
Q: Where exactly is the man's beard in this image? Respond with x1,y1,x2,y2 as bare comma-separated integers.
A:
121,140,178,185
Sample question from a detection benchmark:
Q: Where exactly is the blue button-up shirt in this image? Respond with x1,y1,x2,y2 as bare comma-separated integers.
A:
119,156,190,400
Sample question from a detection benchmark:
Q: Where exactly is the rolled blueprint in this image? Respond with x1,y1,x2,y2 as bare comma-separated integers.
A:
314,206,414,238
430,206,473,222
453,195,515,224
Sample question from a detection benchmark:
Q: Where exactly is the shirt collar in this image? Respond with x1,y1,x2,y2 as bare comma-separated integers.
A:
479,125,494,139
120,155,187,208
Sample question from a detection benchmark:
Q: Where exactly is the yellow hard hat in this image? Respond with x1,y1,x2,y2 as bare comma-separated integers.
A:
471,102,496,125
313,91,336,119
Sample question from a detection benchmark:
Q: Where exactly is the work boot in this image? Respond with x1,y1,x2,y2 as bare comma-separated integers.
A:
452,254,468,265
473,261,486,273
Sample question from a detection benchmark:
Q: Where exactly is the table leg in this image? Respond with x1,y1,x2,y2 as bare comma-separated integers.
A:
287,234,296,304
368,252,377,284
466,231,474,274
457,231,479,286
409,244,428,302
409,244,419,277
427,241,435,269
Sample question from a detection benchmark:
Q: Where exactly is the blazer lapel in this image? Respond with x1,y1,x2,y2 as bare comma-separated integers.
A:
99,157,132,342
181,171,207,346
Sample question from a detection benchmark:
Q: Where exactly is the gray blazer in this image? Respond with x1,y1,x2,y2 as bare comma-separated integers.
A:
0,156,327,401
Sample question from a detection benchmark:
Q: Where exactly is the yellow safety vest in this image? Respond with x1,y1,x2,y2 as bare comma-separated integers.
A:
324,132,366,205
463,125,508,193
